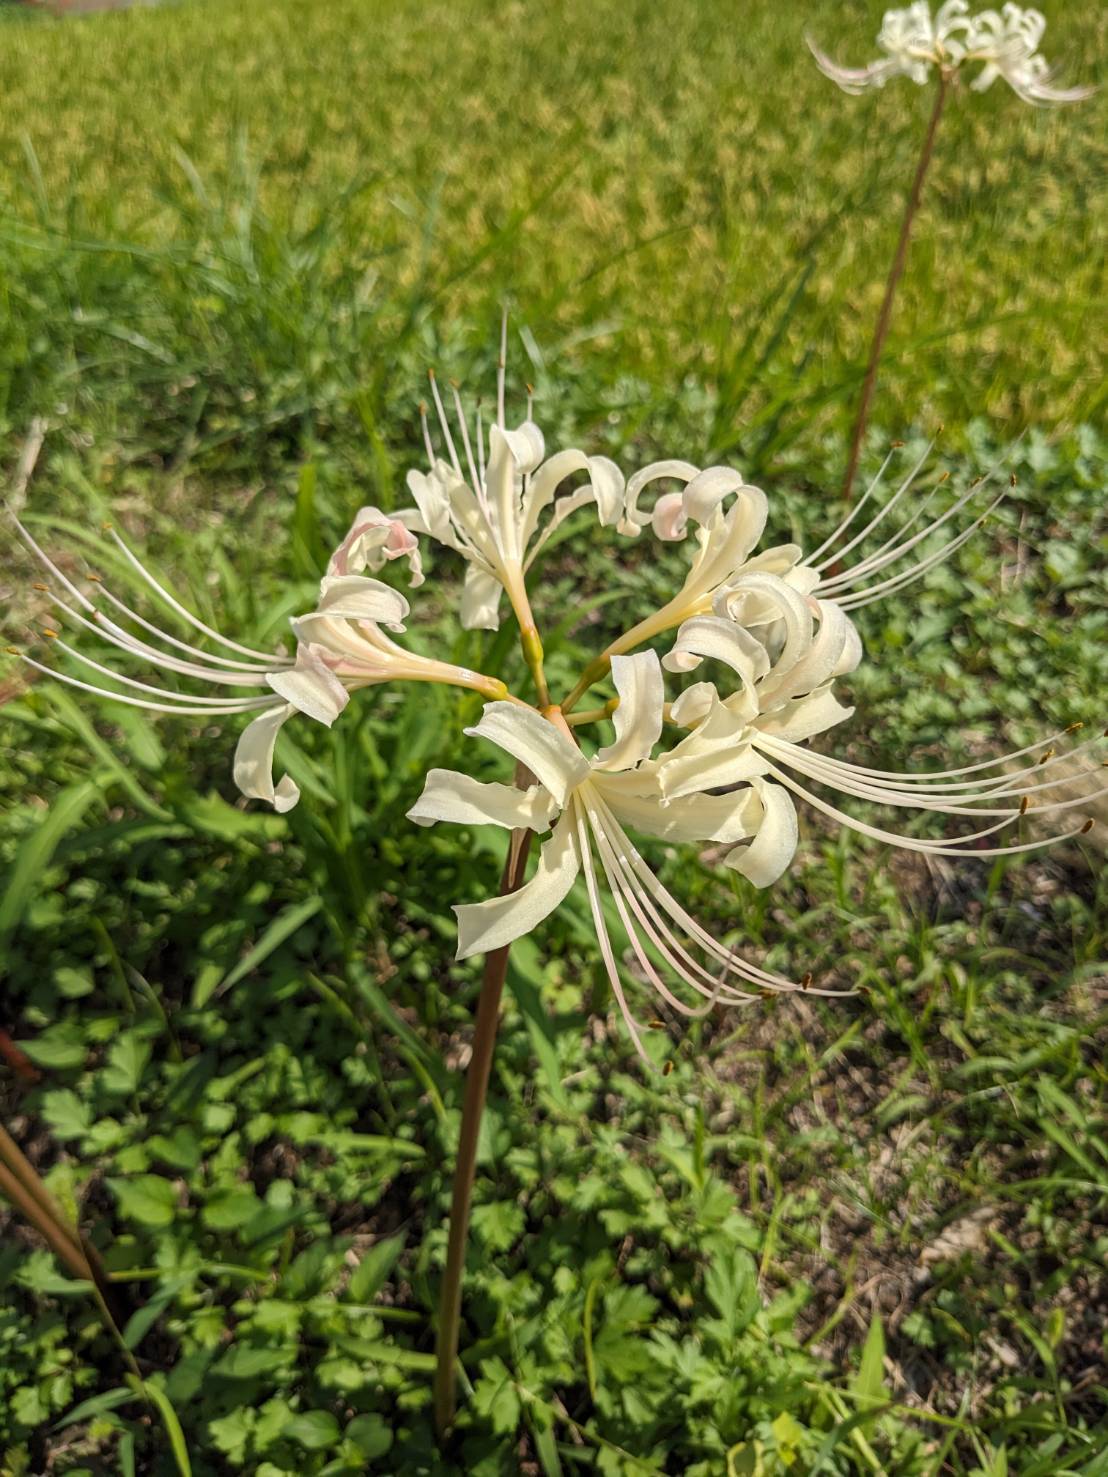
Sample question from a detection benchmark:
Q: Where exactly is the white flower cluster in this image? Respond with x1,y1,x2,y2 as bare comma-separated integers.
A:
11,353,1099,1062
810,2,1093,105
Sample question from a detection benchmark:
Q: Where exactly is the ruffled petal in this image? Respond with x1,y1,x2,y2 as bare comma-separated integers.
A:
601,778,759,845
725,781,798,886
267,644,350,725
315,575,410,628
407,768,559,832
754,687,855,744
465,702,590,805
233,702,301,812
595,651,664,772
662,614,771,688
454,810,580,959
460,564,503,631
405,464,455,543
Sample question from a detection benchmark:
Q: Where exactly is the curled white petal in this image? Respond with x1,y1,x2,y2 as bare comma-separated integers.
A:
454,810,580,959
726,782,798,887
465,701,590,805
595,652,665,773
407,769,559,832
233,703,301,812
460,564,503,631
267,645,350,725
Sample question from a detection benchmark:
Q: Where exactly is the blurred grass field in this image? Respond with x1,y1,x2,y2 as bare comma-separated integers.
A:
0,0,1106,1473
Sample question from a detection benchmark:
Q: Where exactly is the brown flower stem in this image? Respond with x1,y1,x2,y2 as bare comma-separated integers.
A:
841,74,948,505
433,822,534,1439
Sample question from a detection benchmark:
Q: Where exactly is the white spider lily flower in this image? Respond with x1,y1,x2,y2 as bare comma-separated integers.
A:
408,652,821,1065
810,2,1092,105
9,514,509,815
396,321,624,632
327,505,424,587
661,560,1100,875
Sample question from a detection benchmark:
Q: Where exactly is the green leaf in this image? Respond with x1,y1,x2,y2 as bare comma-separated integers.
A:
212,1344,292,1380
345,1413,393,1459
20,1022,87,1072
108,1175,179,1230
39,1088,93,1140
200,895,322,1005
0,779,103,955
852,1313,886,1408
472,1357,521,1436
285,1410,340,1451
507,936,569,1110
347,1233,404,1303
126,1377,192,1477
100,1033,152,1097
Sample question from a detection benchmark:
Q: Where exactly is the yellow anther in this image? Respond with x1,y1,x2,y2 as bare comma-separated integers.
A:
1019,796,1031,815
662,1060,674,1077
32,582,48,591
5,645,20,655
42,628,58,639
938,470,950,483
87,573,102,583
890,439,905,448
648,1019,666,1031
101,521,112,531
1009,473,1018,487
1065,722,1084,733
1038,748,1055,765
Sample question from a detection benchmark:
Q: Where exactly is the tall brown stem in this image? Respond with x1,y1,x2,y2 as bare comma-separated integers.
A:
841,75,948,504
433,822,534,1438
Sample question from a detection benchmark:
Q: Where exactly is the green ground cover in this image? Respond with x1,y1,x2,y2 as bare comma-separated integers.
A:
0,0,1105,1472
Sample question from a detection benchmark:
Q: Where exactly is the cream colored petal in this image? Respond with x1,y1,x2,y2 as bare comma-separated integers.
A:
267,645,350,725
668,682,718,729
601,779,759,845
454,810,580,959
460,564,503,631
754,687,855,744
662,614,771,687
485,425,523,563
621,459,699,533
595,651,664,772
233,702,300,812
316,575,410,628
407,769,559,832
465,702,589,805
405,465,454,542
725,781,798,887
681,466,745,526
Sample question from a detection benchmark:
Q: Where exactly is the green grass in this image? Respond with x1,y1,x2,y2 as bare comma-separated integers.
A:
0,0,1106,1473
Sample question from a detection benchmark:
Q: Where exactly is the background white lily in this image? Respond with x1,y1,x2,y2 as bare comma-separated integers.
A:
809,2,1093,105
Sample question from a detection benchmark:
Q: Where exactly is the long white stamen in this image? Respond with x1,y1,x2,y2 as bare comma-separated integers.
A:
106,529,277,663
419,402,436,466
835,494,1005,609
572,797,651,1065
428,371,463,480
16,654,276,717
450,382,482,492
819,474,994,593
48,596,277,687
496,309,508,431
94,582,283,674
765,764,1089,859
476,404,486,485
805,450,898,566
48,637,276,707
813,443,931,573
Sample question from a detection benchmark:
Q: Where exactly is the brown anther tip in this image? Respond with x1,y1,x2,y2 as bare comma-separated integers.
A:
101,521,112,531
1038,748,1055,765
662,1059,674,1076
890,439,905,448
1009,473,1018,487
32,582,48,591
938,470,950,483
449,377,460,389
525,383,534,396
936,422,945,434
1079,819,1094,834
87,573,102,583
648,1019,666,1030
801,972,813,989
427,367,436,381
1065,722,1084,733
1019,796,1031,815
